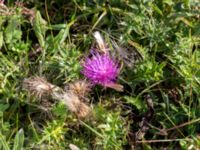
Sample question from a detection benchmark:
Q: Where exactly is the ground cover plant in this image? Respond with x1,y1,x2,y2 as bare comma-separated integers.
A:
0,0,200,149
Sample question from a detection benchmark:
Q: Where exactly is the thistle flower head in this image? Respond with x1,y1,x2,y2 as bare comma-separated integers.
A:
23,76,54,98
57,92,91,118
68,80,91,99
23,76,91,118
81,52,119,87
0,0,4,4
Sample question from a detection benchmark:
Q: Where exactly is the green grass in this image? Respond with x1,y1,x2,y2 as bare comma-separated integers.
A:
0,0,200,149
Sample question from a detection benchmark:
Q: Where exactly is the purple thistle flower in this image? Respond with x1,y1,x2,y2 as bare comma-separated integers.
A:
81,52,119,87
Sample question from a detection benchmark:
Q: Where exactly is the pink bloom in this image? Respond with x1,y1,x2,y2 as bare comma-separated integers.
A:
81,52,119,87
0,0,4,4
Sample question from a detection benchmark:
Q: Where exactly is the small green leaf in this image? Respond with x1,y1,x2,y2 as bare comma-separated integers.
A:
33,11,47,48
5,15,22,44
150,4,163,16
124,96,147,112
52,102,67,117
0,133,10,150
13,129,24,150
0,104,9,112
0,31,3,49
